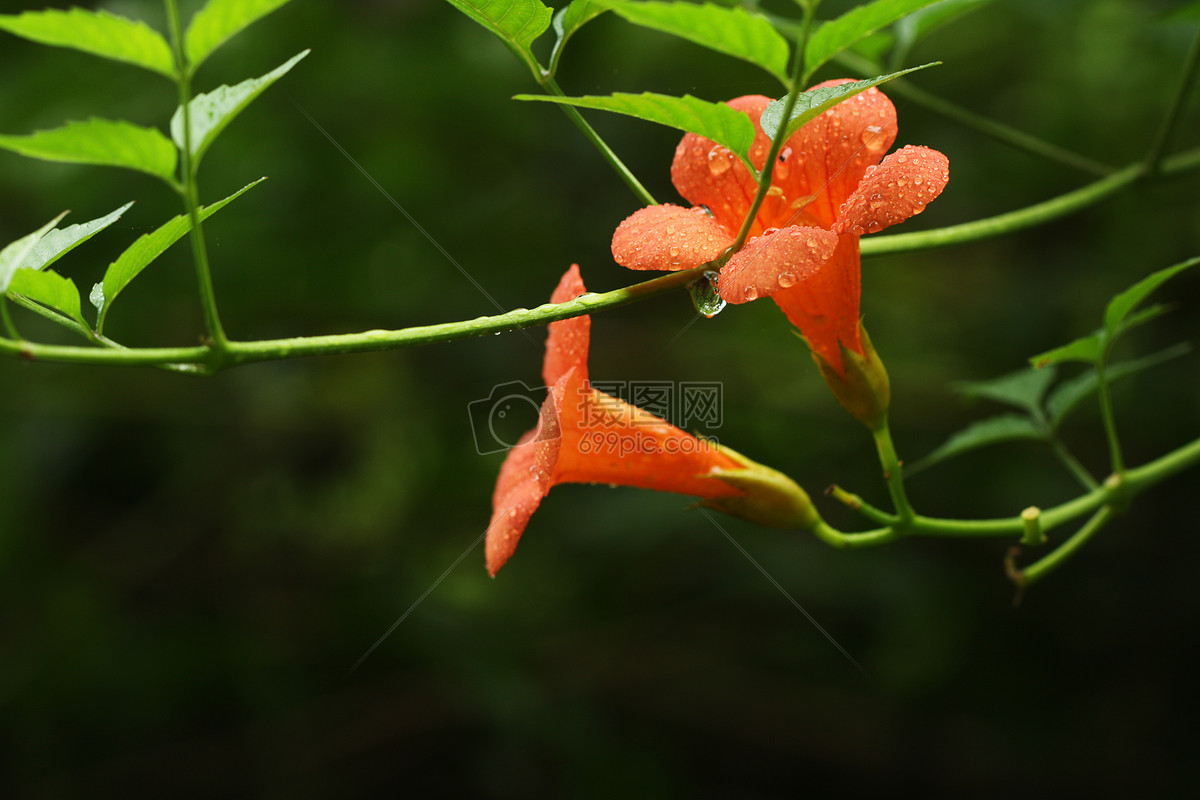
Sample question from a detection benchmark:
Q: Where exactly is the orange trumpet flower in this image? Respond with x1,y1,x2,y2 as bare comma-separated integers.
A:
486,265,817,575
611,81,949,376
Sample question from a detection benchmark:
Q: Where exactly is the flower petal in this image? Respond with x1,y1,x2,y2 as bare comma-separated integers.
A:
543,264,590,388
671,96,773,236
486,391,562,576
716,227,839,304
835,145,950,236
554,389,745,498
771,234,863,376
611,204,734,272
769,81,899,230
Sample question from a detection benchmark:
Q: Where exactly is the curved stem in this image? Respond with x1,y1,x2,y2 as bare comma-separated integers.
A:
836,51,1113,176
164,0,227,353
0,267,707,369
1048,433,1100,491
539,75,656,206
1016,506,1116,585
872,423,914,523
1145,24,1200,175
862,147,1200,256
1095,358,1125,475
731,1,815,251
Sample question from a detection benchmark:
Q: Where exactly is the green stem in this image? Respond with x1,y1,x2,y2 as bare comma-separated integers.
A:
1017,506,1116,585
1145,25,1200,175
730,1,815,251
862,148,1200,256
872,422,915,523
540,76,656,206
164,0,228,353
1095,358,1125,475
827,484,898,526
0,267,706,369
836,51,1113,176
1048,434,1100,491
0,299,18,340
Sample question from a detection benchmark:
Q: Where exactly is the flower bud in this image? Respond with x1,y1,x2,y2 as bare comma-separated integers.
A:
698,442,820,530
810,322,890,431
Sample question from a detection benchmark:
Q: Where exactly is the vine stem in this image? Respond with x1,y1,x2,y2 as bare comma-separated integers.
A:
730,1,816,252
872,423,915,523
835,50,1113,176
164,0,228,355
1145,24,1200,176
539,75,656,207
1016,506,1116,585
0,267,708,369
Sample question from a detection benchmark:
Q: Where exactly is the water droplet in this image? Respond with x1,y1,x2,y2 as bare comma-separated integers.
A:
707,146,732,175
695,204,714,218
767,185,784,198
897,177,907,187
666,223,676,234
763,227,780,236
688,270,726,318
778,271,797,288
742,286,759,302
806,237,819,249
860,124,884,152
897,154,907,163
866,221,883,233
669,246,680,257
869,200,884,209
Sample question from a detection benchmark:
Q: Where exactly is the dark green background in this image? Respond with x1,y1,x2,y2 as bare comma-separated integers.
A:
2,0,1199,794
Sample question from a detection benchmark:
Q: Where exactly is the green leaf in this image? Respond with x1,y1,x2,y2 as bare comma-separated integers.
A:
7,268,86,327
25,203,134,273
953,365,1057,416
549,0,609,76
443,0,553,78
93,178,265,329
1103,257,1199,335
760,63,937,141
907,413,1044,475
1045,343,1192,428
0,7,174,78
186,0,295,71
608,1,791,84
806,0,944,77
1029,334,1103,368
171,50,309,169
514,92,757,166
1,214,65,294
0,118,177,183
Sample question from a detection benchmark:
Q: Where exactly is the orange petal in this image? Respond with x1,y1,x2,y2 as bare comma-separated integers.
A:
611,204,734,271
835,145,950,236
543,264,590,388
716,227,838,305
485,391,563,576
771,234,863,376
554,389,743,498
670,96,773,236
770,80,899,231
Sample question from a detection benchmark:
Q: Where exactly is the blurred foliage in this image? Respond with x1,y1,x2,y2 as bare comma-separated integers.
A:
1,0,1199,794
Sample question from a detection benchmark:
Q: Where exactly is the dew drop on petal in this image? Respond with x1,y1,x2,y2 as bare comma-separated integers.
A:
897,154,908,164
914,176,923,186
763,227,780,236
669,246,680,257
742,286,759,302
777,146,792,179
861,124,884,152
707,146,732,175
778,271,797,288
666,223,676,234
